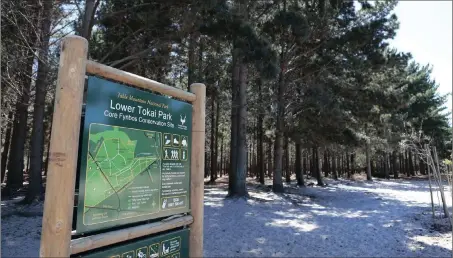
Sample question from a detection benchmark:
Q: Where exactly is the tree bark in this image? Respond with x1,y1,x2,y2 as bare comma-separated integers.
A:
228,49,239,193
314,147,324,186
228,43,248,196
257,82,265,184
210,91,216,183
214,95,220,177
409,149,415,176
1,111,13,183
346,153,350,178
310,151,314,177
6,54,34,192
187,32,197,90
303,150,308,180
81,0,100,39
268,140,273,179
405,150,410,177
393,150,399,179
384,153,390,179
332,152,338,180
366,143,372,181
43,108,53,176
235,61,248,195
273,69,286,193
284,135,290,183
419,156,425,175
295,143,304,186
350,152,355,176
323,150,329,177
26,0,53,202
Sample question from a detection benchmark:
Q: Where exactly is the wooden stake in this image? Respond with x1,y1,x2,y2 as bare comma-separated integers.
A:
189,83,206,257
40,35,88,257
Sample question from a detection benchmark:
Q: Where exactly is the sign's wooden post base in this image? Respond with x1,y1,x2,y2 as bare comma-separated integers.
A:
40,35,88,257
189,84,206,258
40,35,206,257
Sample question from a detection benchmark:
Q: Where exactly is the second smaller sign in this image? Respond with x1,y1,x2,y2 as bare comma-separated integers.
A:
76,228,189,258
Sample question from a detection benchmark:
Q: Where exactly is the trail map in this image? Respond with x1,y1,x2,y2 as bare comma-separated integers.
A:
83,124,162,226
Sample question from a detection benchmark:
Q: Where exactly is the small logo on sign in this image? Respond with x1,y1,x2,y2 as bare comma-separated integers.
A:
180,114,186,126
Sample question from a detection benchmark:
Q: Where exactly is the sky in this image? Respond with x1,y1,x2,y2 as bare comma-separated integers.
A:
389,1,452,117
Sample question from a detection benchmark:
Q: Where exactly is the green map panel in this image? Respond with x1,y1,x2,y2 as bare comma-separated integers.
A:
83,124,162,226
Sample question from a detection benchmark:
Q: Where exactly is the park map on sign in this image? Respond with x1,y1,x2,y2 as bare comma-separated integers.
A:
83,123,162,226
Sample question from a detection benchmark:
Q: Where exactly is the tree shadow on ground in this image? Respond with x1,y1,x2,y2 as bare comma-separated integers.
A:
203,179,452,257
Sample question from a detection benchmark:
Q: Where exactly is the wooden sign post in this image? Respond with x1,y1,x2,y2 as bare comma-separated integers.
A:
40,35,205,257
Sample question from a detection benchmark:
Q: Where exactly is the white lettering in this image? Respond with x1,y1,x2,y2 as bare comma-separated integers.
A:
110,100,135,113
158,111,172,120
104,110,118,118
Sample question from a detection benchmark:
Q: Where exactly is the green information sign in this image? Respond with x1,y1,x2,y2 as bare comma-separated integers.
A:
76,228,189,258
76,76,192,233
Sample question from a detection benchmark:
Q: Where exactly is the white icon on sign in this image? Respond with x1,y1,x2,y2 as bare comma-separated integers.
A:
171,150,178,159
165,135,171,145
162,243,169,255
173,138,179,145
182,151,185,160
180,114,186,126
162,199,167,209
181,138,187,147
164,149,169,159
137,251,146,258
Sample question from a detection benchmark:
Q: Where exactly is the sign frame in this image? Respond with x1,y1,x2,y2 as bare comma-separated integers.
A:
39,35,205,258
75,76,193,234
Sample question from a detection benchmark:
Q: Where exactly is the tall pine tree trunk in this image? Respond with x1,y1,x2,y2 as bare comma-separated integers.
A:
267,140,272,179
228,49,239,193
419,156,425,175
214,96,220,177
346,153,350,178
332,152,338,180
235,62,248,194
284,135,290,183
210,92,216,183
257,81,264,184
229,43,248,196
26,0,53,202
366,143,372,181
6,53,34,192
409,149,415,176
219,136,224,177
384,153,390,179
350,152,355,176
303,150,308,180
393,150,399,179
405,150,410,177
1,111,13,183
273,68,286,192
81,0,99,39
314,147,324,186
323,150,329,177
187,32,197,90
295,143,304,186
